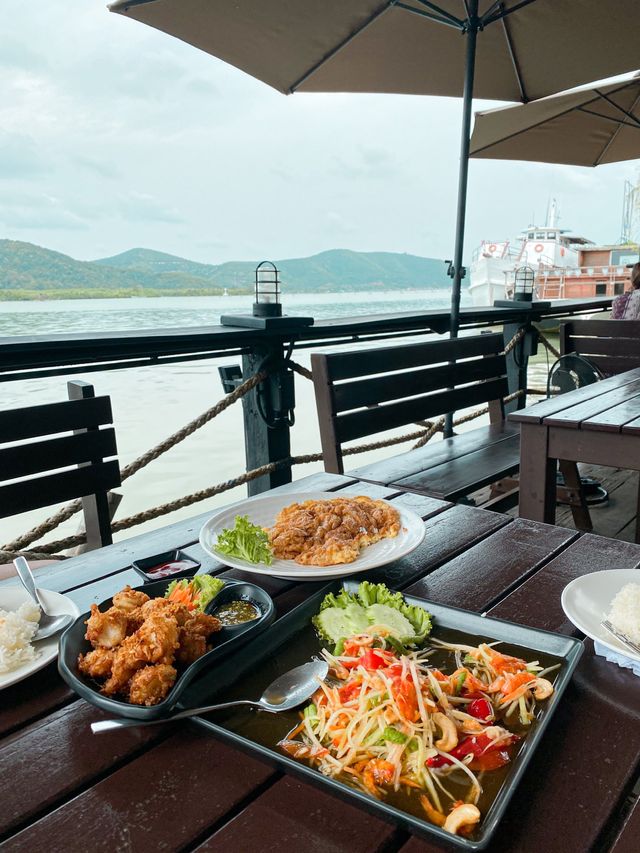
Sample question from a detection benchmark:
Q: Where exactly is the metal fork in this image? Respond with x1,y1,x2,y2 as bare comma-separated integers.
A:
601,619,640,657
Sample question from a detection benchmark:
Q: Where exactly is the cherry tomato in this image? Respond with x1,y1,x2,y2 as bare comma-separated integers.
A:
338,682,361,703
471,749,511,772
360,649,386,670
468,698,493,721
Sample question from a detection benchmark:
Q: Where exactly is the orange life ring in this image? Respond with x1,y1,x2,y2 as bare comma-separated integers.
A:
534,243,544,253
488,243,497,252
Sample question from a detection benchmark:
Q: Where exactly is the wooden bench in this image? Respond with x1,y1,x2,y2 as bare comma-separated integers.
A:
311,333,521,503
0,380,121,562
561,318,640,375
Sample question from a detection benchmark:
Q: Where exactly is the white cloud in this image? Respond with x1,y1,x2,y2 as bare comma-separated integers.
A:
0,0,637,264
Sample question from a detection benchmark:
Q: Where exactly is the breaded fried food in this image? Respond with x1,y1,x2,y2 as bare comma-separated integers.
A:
183,612,222,637
78,584,221,704
101,634,146,695
175,628,208,665
77,647,115,679
135,614,179,664
128,664,177,706
267,496,400,566
176,613,221,665
112,586,150,614
84,604,128,649
140,597,191,626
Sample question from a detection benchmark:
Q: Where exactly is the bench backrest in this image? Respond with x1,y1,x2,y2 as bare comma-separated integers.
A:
311,333,507,474
0,384,121,545
560,319,640,376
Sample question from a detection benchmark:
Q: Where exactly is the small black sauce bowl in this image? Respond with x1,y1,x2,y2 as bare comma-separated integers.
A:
132,549,201,582
58,576,275,720
206,582,272,631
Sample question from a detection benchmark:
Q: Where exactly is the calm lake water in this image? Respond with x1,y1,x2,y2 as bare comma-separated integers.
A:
2,291,470,546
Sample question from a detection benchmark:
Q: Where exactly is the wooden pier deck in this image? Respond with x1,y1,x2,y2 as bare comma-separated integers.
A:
475,464,639,542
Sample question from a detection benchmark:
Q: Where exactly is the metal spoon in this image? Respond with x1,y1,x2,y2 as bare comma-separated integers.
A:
12,557,73,641
91,659,329,734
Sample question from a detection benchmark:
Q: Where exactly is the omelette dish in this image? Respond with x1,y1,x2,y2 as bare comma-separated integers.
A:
77,586,221,705
267,496,401,567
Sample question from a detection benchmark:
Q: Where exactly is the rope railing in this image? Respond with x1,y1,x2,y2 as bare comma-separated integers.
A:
3,327,532,562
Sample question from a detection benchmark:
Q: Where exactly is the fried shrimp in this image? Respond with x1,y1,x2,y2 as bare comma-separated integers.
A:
77,647,114,679
112,586,150,614
135,615,179,664
267,496,401,566
139,598,191,626
128,664,177,706
84,604,128,649
78,584,224,705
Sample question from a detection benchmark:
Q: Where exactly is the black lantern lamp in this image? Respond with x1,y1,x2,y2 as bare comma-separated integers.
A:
221,260,314,330
253,261,282,317
514,265,535,302
495,265,549,309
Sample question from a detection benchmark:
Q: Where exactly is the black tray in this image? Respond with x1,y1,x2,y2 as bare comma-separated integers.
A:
180,580,583,851
58,577,275,720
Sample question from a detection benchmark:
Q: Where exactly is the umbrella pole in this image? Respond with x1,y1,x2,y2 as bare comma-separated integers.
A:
444,3,479,437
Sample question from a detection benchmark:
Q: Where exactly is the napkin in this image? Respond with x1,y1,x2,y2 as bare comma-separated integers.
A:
594,640,640,676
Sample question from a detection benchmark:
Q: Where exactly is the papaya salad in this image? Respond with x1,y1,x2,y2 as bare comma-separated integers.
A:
278,583,559,839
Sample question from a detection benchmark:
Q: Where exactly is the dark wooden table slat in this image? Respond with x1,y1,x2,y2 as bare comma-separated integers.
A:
542,381,640,428
508,367,640,424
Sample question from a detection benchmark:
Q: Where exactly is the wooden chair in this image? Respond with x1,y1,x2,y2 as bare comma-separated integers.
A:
560,319,640,375
311,333,521,504
0,381,121,558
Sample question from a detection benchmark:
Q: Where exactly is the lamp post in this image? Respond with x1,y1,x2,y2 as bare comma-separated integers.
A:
220,261,313,494
221,261,313,330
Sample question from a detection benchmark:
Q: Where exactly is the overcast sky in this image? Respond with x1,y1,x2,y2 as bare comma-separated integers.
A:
1,1,638,266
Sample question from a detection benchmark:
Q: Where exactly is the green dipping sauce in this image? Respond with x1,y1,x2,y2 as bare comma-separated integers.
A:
214,600,260,625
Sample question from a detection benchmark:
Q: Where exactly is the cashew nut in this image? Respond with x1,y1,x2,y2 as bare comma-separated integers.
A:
533,677,553,700
443,803,481,836
433,712,458,751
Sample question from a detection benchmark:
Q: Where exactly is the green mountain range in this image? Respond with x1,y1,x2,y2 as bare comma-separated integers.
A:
0,240,451,300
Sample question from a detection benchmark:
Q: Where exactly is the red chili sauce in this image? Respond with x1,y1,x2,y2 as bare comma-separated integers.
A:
145,559,199,580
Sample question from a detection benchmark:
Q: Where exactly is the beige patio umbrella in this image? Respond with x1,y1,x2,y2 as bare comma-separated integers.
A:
109,0,640,341
470,73,640,166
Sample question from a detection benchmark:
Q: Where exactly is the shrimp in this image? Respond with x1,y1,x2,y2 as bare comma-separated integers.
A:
362,759,395,797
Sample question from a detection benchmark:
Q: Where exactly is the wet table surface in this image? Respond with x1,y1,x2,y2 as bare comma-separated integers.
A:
1,471,639,853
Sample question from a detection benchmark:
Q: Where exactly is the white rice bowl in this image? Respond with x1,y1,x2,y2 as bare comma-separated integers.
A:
608,583,640,645
0,602,41,673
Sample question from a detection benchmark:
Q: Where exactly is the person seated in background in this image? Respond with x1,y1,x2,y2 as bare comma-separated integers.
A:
612,262,640,319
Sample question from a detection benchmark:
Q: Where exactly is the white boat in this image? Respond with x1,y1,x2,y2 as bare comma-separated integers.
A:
469,201,591,305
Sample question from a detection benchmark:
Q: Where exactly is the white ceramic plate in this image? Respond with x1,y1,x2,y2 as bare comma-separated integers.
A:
0,587,80,689
199,491,426,580
561,569,640,662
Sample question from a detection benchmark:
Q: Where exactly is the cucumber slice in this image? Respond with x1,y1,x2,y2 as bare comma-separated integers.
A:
366,603,415,641
315,603,369,643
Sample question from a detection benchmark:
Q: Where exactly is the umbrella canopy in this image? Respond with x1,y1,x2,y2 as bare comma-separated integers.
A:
470,73,640,166
109,0,640,434
110,1,639,103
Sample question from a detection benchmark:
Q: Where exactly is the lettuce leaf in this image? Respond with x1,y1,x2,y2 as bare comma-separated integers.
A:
215,515,273,565
313,581,432,646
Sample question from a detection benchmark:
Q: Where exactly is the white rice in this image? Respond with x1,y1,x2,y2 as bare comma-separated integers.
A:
0,602,41,673
608,583,640,645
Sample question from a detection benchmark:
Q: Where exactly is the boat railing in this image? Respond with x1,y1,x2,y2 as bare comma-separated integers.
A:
0,298,613,561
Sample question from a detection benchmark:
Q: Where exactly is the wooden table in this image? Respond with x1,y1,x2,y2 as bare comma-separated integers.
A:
510,368,640,538
2,471,640,853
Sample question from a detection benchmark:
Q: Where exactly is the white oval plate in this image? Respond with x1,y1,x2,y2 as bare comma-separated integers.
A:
0,587,80,689
561,569,640,662
199,491,426,580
